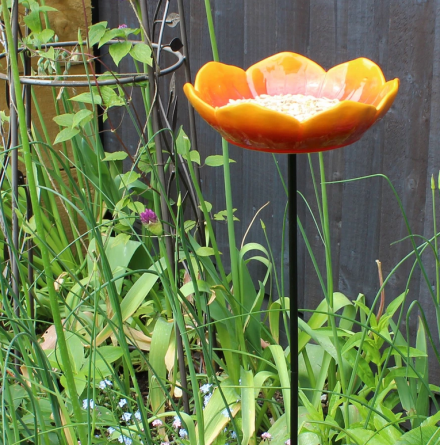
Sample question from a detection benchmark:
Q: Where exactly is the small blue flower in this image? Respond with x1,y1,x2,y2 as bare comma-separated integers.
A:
82,399,95,409
107,427,115,435
121,412,132,422
221,408,231,419
200,383,212,394
172,415,181,429
179,429,188,438
203,393,212,406
99,379,112,389
118,398,128,408
134,410,141,420
231,431,237,439
118,435,132,445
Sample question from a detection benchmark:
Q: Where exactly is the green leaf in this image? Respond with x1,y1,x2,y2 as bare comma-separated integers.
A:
100,86,125,108
98,28,127,48
34,28,54,44
82,346,124,377
53,127,80,145
267,413,291,445
205,155,236,167
188,150,201,165
180,280,211,298
119,171,140,189
269,345,291,431
149,318,174,414
196,247,216,257
88,21,108,47
341,428,391,445
176,127,191,155
240,368,255,445
38,6,58,12
385,292,406,318
95,258,166,346
198,379,240,445
129,42,153,65
72,109,93,128
70,91,102,105
23,10,42,33
199,200,212,213
298,293,353,353
103,151,128,162
109,41,132,66
395,426,440,445
268,298,290,344
127,201,145,213
53,113,74,128
298,432,321,445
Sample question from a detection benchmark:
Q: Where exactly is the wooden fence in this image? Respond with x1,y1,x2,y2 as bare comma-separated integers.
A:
96,0,440,378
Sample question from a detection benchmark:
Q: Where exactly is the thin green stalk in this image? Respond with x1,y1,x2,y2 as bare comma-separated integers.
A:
318,152,348,427
434,174,440,305
203,0,246,373
0,2,87,442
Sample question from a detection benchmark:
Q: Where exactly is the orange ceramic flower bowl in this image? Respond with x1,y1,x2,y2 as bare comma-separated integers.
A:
183,52,399,154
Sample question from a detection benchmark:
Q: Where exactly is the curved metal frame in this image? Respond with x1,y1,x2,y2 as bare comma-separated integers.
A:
0,41,184,86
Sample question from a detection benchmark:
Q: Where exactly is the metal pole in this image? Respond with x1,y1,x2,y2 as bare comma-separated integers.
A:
139,0,190,415
288,154,298,443
10,0,19,317
176,0,205,240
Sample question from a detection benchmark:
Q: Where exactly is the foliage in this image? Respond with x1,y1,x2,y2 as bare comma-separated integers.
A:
0,1,289,444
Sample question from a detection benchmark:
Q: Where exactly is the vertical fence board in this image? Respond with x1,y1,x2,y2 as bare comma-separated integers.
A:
96,1,440,364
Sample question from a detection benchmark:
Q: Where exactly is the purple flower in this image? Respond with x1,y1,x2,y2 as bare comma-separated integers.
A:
118,24,128,29
140,208,158,225
261,432,272,441
152,419,163,427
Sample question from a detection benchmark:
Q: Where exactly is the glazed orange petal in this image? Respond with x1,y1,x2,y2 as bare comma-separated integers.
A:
193,61,253,107
372,78,400,120
183,83,218,128
300,101,377,151
246,52,326,97
215,102,303,151
320,58,386,103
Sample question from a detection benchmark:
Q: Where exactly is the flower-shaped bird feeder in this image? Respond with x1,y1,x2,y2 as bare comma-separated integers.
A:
184,52,399,153
184,52,399,442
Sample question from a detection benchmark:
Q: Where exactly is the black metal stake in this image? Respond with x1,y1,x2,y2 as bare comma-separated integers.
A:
288,154,298,443
10,0,20,330
139,0,190,415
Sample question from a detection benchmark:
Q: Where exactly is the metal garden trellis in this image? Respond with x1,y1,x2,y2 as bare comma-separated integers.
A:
0,0,202,415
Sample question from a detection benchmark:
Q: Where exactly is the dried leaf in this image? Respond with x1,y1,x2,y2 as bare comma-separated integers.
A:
166,12,180,28
40,325,58,350
54,272,68,292
60,409,75,445
174,381,182,398
123,326,151,351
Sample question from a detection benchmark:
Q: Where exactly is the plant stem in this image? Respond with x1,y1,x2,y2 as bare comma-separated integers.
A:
433,175,439,305
203,0,246,374
318,152,348,425
0,1,87,442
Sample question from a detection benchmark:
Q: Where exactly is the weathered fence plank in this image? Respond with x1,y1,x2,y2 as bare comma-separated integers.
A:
96,1,440,376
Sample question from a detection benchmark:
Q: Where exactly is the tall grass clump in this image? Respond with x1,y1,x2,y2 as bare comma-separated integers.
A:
0,1,290,444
